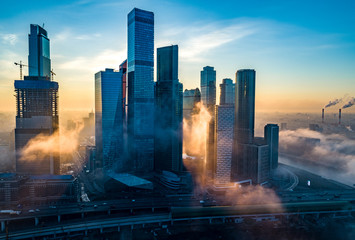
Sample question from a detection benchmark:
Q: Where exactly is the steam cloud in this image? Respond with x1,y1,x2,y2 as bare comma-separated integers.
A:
342,97,355,109
279,128,355,185
324,98,341,108
20,122,83,162
182,103,283,208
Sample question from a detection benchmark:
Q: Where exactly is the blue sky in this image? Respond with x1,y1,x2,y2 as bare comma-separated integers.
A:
0,0,355,112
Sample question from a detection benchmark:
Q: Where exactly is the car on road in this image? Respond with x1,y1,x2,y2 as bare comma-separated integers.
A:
28,209,35,213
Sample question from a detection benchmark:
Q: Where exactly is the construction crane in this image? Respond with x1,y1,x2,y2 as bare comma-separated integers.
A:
14,61,28,80
50,69,56,81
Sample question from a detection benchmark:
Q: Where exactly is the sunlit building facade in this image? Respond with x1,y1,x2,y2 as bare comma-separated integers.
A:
219,78,235,105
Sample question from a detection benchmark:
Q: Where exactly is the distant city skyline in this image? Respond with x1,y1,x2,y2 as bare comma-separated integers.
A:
1,0,355,113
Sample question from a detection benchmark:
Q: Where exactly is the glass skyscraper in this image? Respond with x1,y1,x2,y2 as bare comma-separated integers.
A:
234,69,255,144
200,66,216,107
201,66,216,176
15,24,59,175
154,45,183,172
219,78,235,105
127,8,155,172
264,124,279,171
28,24,51,78
95,69,124,172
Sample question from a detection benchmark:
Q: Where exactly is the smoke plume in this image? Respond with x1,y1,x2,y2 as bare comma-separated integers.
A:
342,97,355,109
182,103,283,209
324,98,341,108
20,122,83,162
279,128,355,185
183,102,211,157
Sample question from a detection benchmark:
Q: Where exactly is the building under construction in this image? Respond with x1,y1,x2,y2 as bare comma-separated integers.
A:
14,24,59,175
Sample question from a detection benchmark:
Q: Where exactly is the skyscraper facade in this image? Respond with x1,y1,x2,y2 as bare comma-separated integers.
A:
200,66,216,106
234,69,255,144
183,88,201,119
127,8,155,172
219,78,235,105
95,68,124,171
214,105,234,185
201,66,217,176
15,24,59,175
264,124,279,171
28,24,51,78
154,45,183,172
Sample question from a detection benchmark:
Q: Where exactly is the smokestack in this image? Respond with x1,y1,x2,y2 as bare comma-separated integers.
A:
322,108,324,123
339,109,341,125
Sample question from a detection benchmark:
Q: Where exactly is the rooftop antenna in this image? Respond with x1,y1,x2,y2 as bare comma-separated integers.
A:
42,23,45,28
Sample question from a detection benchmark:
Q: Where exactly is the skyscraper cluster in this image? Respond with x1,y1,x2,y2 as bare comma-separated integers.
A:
200,68,279,186
95,8,184,183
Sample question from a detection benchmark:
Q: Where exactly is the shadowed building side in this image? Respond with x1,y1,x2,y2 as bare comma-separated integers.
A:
154,45,183,173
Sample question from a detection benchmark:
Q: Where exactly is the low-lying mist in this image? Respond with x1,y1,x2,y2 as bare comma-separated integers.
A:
279,128,355,186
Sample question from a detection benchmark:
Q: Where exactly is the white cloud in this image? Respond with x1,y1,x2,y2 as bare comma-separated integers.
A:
0,33,18,45
57,49,125,72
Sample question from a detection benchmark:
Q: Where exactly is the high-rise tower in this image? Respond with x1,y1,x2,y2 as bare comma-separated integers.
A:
127,8,155,172
219,78,235,105
200,66,217,176
28,24,51,78
234,69,255,144
95,68,124,172
154,45,183,172
264,124,279,171
15,24,59,175
200,66,216,107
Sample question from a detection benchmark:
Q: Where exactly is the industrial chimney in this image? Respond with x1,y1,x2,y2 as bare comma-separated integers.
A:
339,109,341,125
322,108,324,123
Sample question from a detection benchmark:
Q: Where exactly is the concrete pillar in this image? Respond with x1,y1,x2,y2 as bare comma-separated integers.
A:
58,215,61,223
209,218,212,224
152,207,155,213
35,217,39,226
1,221,5,232
100,227,103,233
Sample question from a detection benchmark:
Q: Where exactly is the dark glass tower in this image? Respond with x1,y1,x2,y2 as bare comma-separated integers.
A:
28,24,51,78
15,24,59,175
154,45,183,172
127,8,155,172
264,124,279,170
95,69,124,172
234,69,255,144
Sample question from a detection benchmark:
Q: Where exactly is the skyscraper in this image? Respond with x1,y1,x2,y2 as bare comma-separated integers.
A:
200,66,216,107
214,105,234,185
264,124,279,171
219,78,235,105
95,68,124,171
127,8,155,172
234,69,255,144
183,88,201,119
201,66,217,176
15,24,59,175
28,24,51,78
154,45,183,172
